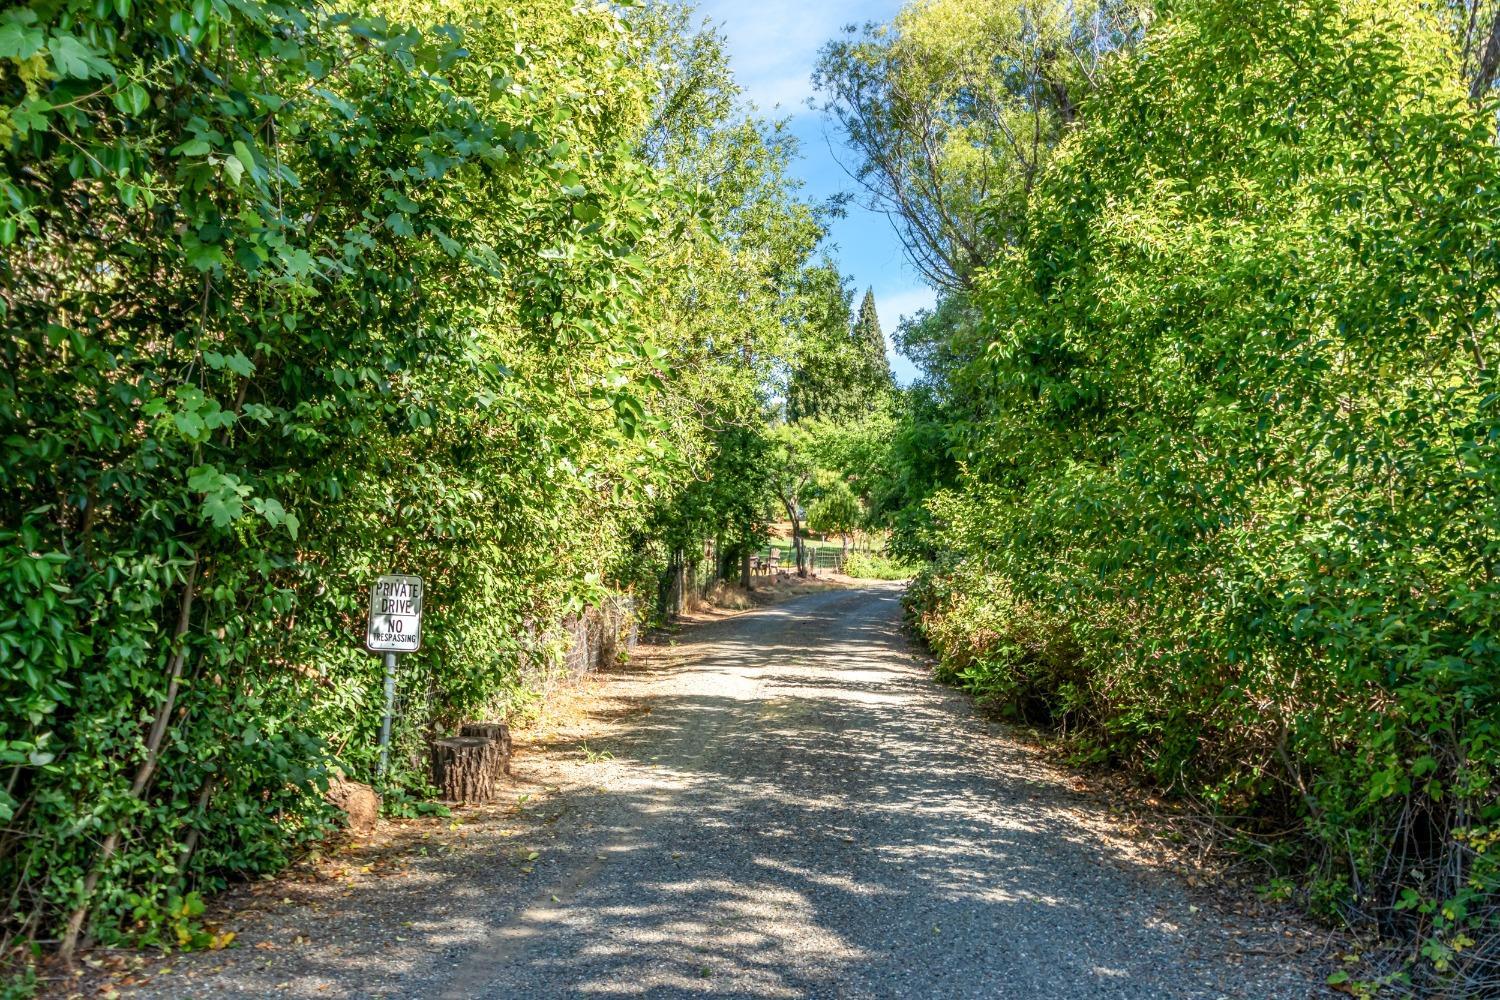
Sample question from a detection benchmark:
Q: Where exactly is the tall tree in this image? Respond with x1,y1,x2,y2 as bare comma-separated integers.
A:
853,288,893,390
787,275,898,422
813,0,1152,292
786,263,861,422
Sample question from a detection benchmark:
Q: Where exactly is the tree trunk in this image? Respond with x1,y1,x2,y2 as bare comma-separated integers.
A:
459,722,513,775
657,548,685,619
430,737,505,803
782,497,807,577
1050,79,1076,125
670,550,683,612
1474,9,1500,101
174,775,218,879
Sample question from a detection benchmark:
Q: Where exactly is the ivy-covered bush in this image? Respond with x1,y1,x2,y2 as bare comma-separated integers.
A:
907,0,1500,988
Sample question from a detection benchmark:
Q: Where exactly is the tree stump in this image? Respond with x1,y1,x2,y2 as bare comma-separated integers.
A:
429,737,504,803
459,721,512,775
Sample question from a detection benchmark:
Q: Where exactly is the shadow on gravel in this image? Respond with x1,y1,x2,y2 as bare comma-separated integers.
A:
124,587,1316,1000
426,587,1317,1000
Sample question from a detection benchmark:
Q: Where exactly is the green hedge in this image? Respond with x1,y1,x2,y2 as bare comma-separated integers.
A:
0,0,820,965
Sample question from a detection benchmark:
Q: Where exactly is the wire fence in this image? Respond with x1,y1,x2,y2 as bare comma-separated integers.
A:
560,594,639,677
752,542,849,574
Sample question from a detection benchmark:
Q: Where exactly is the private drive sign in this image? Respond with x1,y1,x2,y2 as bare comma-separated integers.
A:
367,574,423,653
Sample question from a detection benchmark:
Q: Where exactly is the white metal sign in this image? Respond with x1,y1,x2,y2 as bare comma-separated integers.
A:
367,574,423,653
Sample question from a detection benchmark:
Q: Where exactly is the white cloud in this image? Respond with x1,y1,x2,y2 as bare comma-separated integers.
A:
873,286,938,341
693,0,892,112
869,285,937,387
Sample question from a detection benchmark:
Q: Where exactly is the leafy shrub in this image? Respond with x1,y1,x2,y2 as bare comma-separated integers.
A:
904,557,1082,725
907,0,1500,988
843,550,922,581
0,0,829,969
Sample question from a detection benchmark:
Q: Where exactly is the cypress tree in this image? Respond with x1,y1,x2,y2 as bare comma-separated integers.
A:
854,288,893,391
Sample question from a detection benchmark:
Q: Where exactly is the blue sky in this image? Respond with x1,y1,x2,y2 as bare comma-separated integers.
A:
692,0,933,385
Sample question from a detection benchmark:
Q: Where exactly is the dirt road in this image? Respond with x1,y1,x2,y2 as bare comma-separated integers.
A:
117,585,1325,999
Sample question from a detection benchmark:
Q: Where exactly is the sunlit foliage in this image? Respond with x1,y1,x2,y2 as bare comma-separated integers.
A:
902,0,1500,989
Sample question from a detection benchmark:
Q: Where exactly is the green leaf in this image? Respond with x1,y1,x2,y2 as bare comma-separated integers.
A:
0,22,45,60
112,82,150,116
10,100,51,138
187,465,224,494
188,465,249,527
385,212,413,237
227,352,255,377
184,237,224,272
205,350,255,377
49,34,115,80
232,139,256,181
202,493,243,527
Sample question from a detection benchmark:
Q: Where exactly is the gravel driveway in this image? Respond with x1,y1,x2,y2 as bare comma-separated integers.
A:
109,584,1327,999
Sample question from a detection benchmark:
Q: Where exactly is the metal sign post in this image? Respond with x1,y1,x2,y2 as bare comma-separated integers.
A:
377,651,397,777
366,574,423,777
